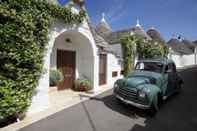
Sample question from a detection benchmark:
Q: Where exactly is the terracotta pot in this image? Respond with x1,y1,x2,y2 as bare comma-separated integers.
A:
57,80,65,91
79,85,87,92
17,112,26,120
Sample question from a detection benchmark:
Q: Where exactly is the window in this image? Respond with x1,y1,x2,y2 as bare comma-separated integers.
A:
112,71,118,77
120,70,124,75
135,62,164,73
168,63,176,73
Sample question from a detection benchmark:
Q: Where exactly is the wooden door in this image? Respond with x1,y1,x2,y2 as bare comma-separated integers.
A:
99,54,107,85
57,50,76,90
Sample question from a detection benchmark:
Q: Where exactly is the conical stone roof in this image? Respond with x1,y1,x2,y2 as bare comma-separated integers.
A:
131,26,151,40
182,39,195,53
130,20,151,40
167,38,193,54
96,13,112,37
193,40,197,46
147,27,165,43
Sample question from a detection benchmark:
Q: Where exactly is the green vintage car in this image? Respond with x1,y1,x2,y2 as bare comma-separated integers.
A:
114,58,183,113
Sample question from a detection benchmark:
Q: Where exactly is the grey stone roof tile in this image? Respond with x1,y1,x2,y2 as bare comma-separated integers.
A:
147,28,165,43
167,38,194,55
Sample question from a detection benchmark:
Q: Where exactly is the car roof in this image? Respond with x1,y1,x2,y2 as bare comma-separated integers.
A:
137,58,174,65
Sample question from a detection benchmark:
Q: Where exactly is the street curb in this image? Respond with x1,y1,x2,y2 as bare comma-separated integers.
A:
177,65,197,73
0,86,114,131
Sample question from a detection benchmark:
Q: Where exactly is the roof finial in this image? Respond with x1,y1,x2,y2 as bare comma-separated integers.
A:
150,26,155,30
101,12,106,22
136,18,141,27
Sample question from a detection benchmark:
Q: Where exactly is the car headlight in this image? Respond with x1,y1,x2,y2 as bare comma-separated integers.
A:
139,90,146,98
114,83,119,88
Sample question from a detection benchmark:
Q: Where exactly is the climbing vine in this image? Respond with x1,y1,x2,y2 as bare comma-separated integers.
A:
0,0,85,121
120,35,137,76
137,39,168,59
120,34,168,76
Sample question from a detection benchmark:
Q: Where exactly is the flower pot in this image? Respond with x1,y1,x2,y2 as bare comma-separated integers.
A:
57,80,65,91
79,85,87,92
16,112,26,121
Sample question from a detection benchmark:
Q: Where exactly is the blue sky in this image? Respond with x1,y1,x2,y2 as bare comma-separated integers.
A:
58,0,197,41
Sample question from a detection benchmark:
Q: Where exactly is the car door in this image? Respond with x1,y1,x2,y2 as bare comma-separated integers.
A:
162,65,169,96
172,63,179,90
166,63,177,95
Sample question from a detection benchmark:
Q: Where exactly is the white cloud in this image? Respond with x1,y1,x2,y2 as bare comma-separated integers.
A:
105,0,128,23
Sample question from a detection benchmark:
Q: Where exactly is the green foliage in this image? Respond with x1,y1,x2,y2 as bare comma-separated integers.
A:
0,0,85,120
137,40,168,59
120,35,137,76
50,69,63,87
120,34,168,76
74,79,92,92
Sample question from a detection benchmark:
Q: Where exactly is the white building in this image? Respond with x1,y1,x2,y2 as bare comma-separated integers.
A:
28,0,197,115
167,38,197,67
28,1,123,115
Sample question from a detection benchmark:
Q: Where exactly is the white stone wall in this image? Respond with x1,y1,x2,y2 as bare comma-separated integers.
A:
106,53,123,87
169,54,197,68
27,19,99,115
168,48,197,68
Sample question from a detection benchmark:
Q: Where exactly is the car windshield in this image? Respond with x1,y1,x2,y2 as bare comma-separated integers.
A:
135,61,164,73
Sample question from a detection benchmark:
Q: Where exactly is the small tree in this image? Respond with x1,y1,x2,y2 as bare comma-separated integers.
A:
136,39,168,59
120,34,169,77
120,35,138,76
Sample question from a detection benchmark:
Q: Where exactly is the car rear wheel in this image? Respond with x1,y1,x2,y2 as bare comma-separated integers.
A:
176,82,183,93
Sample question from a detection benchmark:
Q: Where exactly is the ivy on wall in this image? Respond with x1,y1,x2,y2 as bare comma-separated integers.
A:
0,0,85,121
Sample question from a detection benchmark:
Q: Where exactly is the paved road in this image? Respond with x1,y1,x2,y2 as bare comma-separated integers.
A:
20,67,197,131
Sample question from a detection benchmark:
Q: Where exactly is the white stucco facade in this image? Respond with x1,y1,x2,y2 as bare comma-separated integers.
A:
168,48,197,68
27,19,123,115
107,54,123,86
27,19,100,115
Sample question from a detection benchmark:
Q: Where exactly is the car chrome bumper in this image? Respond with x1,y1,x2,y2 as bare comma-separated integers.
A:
115,94,150,109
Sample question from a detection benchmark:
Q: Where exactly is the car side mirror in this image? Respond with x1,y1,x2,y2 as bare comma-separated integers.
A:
165,70,171,74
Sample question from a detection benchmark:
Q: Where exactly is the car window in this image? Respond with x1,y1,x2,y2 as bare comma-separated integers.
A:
172,63,177,72
135,62,164,73
168,63,176,73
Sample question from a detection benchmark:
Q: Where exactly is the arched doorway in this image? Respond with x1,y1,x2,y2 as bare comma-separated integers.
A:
50,31,95,90
27,21,99,115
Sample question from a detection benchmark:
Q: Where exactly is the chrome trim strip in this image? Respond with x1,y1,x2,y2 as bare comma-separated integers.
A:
116,95,150,109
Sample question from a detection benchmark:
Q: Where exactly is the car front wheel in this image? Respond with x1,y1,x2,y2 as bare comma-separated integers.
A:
148,103,157,117
148,94,161,116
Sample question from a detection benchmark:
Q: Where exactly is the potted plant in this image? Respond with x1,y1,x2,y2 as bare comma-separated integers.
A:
49,69,63,92
74,78,92,92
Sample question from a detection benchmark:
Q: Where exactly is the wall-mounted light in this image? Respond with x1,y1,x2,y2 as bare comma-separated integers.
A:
65,38,71,43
